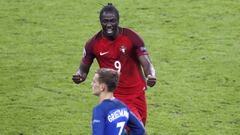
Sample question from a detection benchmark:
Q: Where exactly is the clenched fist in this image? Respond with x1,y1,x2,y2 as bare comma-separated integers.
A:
146,75,156,87
72,70,87,84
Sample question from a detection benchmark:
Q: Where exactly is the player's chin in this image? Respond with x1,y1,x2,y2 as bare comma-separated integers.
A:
104,31,114,37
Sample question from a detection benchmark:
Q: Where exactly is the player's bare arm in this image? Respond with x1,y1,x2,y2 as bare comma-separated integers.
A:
138,55,156,87
72,62,91,84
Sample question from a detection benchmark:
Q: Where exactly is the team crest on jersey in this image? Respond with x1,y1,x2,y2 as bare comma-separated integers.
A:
119,45,127,55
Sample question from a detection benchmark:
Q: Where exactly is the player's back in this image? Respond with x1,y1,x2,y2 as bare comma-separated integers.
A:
92,98,146,135
92,98,129,135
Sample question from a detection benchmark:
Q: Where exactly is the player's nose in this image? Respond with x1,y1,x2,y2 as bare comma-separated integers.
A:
106,22,112,27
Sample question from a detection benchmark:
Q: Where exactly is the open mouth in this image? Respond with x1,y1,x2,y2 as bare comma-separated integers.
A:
106,28,113,34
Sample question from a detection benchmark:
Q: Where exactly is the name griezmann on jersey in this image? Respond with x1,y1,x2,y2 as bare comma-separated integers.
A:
108,108,129,123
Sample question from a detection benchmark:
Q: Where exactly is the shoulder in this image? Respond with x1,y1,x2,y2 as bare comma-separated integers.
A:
93,102,106,115
122,27,140,37
95,100,109,109
121,27,144,45
112,98,128,108
85,30,102,47
93,100,116,116
95,100,113,111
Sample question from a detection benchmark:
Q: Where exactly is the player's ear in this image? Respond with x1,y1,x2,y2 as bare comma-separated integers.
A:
99,83,106,92
102,83,109,92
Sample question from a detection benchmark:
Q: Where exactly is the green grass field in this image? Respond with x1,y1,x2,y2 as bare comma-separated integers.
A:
0,0,240,134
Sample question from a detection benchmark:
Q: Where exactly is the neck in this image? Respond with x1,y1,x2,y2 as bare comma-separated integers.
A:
99,92,114,103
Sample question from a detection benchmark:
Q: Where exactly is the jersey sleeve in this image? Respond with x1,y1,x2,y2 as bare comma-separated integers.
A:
127,111,146,135
81,36,97,65
124,28,148,56
92,106,105,135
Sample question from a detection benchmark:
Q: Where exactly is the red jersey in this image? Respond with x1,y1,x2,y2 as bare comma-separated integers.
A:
82,27,148,95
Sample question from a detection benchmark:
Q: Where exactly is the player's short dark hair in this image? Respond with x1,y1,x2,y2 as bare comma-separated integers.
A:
99,3,119,21
96,68,119,92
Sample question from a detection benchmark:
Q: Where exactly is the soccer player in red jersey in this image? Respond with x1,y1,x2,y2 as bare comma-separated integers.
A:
72,3,156,126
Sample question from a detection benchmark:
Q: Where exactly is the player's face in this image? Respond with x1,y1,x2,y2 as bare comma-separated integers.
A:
92,74,102,96
100,11,119,38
